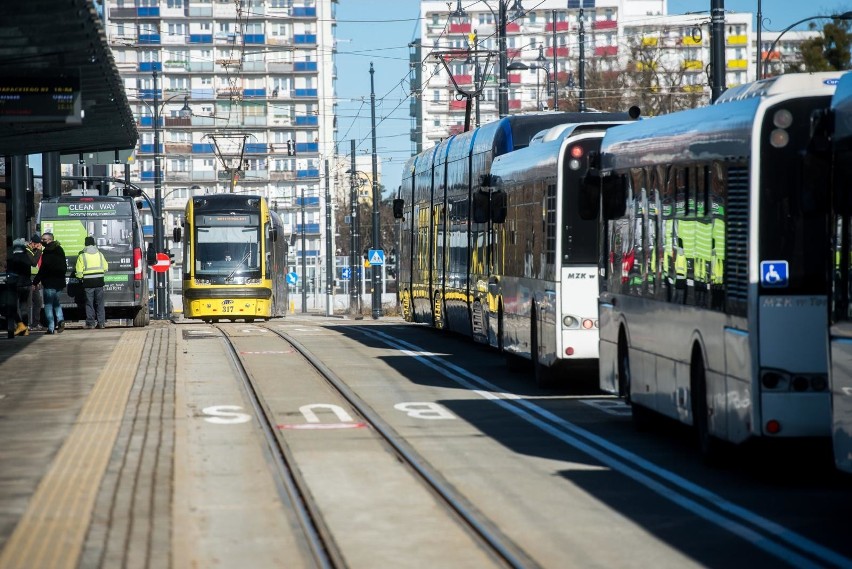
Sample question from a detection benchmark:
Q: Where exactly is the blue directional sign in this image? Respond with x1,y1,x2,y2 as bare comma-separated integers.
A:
368,249,385,266
341,267,351,280
760,260,788,288
286,271,299,285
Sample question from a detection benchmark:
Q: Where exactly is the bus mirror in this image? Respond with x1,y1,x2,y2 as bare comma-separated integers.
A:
172,227,182,243
393,198,405,219
579,170,601,220
267,225,278,242
601,174,627,219
491,190,507,224
472,190,490,223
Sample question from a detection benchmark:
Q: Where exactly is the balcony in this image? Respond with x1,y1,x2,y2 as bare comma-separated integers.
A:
294,89,318,98
682,36,702,46
595,46,618,57
449,100,467,110
546,46,569,57
295,142,319,153
727,34,748,46
138,34,161,45
108,7,136,18
295,115,318,126
188,34,213,44
506,48,521,58
448,124,465,136
243,88,267,98
682,85,705,93
297,169,320,179
216,88,242,98
294,34,317,44
270,171,296,181
292,7,317,17
508,73,522,84
452,74,472,85
138,61,163,72
449,23,471,34
633,61,657,71
294,61,318,72
642,37,658,47
727,59,747,69
682,59,703,71
245,143,268,153
545,22,570,32
192,143,215,153
167,172,191,182
506,22,520,33
244,34,266,44
164,117,191,127
164,142,192,154
593,20,617,30
509,99,521,110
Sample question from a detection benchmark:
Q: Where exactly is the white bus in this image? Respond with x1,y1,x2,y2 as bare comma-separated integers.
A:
490,122,627,385
828,73,852,473
589,73,847,458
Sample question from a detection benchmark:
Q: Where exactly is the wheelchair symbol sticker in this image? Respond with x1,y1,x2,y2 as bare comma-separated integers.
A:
760,260,789,288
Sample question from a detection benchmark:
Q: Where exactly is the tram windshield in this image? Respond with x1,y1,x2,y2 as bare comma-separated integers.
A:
194,225,261,276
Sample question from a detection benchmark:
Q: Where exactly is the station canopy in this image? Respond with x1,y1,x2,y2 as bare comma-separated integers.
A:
0,0,138,156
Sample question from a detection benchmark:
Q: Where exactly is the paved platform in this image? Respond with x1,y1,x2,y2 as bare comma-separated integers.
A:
0,321,175,569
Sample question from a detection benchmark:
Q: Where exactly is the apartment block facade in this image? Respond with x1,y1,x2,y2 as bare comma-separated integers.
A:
104,0,337,293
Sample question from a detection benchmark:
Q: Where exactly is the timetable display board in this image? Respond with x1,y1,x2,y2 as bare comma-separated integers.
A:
0,77,82,124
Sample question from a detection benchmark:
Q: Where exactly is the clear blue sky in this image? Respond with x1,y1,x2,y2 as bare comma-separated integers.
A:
336,0,852,191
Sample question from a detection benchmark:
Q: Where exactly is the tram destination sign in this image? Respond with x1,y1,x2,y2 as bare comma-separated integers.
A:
0,77,82,124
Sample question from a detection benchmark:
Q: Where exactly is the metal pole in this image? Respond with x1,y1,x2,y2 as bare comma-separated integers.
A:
552,9,558,110
474,57,481,128
153,70,167,320
369,63,382,319
578,8,586,112
300,187,307,313
324,159,333,316
710,0,726,102
349,140,359,316
498,1,509,117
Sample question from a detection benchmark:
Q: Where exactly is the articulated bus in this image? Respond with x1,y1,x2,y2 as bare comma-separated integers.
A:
590,72,847,457
397,111,633,384
181,194,287,322
828,73,852,473
38,194,150,327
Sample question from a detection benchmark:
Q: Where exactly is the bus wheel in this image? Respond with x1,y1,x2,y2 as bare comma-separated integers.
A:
619,332,652,430
532,310,554,388
691,348,723,464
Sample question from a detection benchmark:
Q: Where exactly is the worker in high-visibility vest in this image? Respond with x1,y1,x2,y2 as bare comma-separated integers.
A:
75,236,109,329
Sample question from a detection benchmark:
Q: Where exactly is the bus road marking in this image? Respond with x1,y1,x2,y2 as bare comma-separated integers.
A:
580,399,632,417
355,327,850,569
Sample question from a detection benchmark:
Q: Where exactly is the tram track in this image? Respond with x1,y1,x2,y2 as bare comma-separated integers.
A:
213,321,539,569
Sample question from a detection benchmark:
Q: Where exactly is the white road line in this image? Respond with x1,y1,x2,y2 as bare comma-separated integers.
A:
357,328,851,569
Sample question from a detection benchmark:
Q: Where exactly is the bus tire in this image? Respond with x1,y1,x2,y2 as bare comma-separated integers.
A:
532,308,554,388
619,331,653,430
691,347,723,464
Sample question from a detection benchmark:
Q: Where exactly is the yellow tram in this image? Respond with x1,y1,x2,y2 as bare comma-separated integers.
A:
181,194,288,322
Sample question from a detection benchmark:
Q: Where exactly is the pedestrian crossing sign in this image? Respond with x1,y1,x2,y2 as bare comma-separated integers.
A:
368,249,384,266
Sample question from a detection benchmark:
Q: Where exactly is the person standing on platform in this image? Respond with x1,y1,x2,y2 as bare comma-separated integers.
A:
33,232,67,334
28,233,44,330
75,236,108,329
6,238,36,336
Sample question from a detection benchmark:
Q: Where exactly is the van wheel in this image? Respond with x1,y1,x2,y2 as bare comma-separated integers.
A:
132,307,147,327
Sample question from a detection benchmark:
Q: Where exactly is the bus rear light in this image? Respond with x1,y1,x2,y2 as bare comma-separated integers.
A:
765,420,781,435
761,371,784,389
565,347,575,356
133,247,143,280
563,315,578,328
811,376,828,391
582,319,594,329
791,376,810,392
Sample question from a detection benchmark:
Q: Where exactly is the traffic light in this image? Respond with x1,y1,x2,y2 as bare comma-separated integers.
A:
286,140,295,156
166,249,175,265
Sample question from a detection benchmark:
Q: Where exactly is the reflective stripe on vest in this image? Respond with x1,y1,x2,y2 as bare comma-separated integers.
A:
80,251,106,276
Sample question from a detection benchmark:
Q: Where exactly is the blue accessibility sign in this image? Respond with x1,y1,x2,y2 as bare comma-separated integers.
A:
286,271,298,285
760,260,788,288
368,249,385,266
341,267,351,280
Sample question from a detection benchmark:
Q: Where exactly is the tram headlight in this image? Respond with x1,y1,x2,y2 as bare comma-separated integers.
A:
769,128,789,148
773,109,793,128
569,158,582,170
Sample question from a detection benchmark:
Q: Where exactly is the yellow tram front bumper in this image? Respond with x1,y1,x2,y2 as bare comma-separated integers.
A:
183,287,273,320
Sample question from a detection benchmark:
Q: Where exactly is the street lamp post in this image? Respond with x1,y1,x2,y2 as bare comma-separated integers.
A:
369,63,382,319
762,12,852,78
150,70,191,320
451,0,525,118
507,58,552,111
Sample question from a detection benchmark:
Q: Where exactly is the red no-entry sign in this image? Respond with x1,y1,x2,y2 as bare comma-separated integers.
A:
152,252,170,273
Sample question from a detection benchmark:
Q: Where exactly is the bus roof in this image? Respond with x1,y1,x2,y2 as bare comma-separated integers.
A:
831,73,852,144
715,72,847,104
600,72,847,172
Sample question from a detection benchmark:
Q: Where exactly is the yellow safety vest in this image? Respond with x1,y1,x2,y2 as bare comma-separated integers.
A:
76,250,108,277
